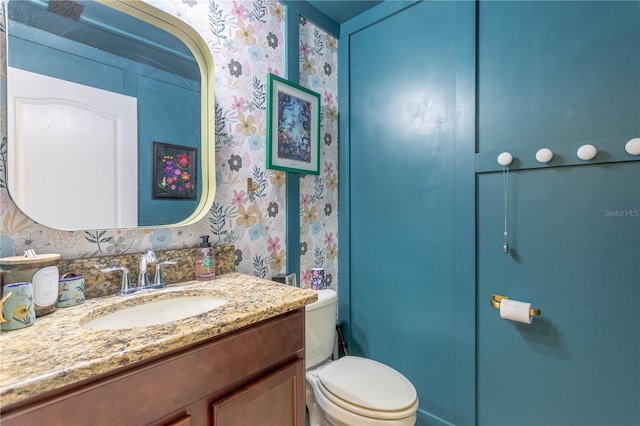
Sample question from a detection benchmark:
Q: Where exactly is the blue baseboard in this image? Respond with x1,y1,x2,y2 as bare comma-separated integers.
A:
416,409,455,426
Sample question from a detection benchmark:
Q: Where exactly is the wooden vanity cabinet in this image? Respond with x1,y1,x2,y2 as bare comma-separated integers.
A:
1,309,306,426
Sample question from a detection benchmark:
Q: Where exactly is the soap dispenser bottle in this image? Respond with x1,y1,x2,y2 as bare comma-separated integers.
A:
196,236,216,281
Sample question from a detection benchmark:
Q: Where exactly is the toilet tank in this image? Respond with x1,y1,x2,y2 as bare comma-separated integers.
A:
305,289,338,369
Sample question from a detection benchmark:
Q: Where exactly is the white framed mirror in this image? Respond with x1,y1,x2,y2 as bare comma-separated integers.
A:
4,0,215,230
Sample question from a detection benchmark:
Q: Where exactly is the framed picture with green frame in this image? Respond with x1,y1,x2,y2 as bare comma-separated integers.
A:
266,73,321,175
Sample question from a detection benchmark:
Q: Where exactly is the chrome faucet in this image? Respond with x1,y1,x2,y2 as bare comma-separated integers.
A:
137,249,157,290
100,265,133,295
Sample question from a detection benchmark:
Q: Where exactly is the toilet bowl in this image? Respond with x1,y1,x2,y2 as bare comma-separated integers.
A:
305,289,418,426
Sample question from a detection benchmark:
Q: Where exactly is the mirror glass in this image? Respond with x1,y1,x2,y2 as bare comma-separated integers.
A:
5,0,215,230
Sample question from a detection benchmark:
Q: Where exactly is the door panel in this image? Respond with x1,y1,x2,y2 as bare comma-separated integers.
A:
7,67,138,229
348,1,475,423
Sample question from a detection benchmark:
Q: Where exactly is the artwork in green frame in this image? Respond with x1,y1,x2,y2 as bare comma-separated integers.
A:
266,73,321,175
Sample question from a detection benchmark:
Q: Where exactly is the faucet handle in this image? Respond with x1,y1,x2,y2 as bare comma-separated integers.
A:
153,260,178,288
100,266,133,295
137,250,158,290
139,249,157,272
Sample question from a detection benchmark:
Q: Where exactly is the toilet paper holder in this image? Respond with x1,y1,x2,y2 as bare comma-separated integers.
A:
490,294,541,316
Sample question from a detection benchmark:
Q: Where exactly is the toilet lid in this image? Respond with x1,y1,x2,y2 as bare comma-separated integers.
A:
317,356,418,416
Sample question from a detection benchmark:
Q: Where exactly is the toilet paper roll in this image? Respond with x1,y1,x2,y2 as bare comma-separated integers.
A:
499,299,533,324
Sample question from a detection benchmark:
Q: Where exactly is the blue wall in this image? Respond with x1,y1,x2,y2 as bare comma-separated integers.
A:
476,2,639,425
8,24,201,226
340,1,639,425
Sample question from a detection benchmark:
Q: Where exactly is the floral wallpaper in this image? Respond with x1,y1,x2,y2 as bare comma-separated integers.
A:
298,16,339,289
0,0,338,289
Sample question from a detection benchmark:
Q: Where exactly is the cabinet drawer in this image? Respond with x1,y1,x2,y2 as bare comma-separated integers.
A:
165,415,192,426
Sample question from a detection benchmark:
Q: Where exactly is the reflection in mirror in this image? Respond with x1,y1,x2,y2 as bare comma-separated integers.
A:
5,0,215,229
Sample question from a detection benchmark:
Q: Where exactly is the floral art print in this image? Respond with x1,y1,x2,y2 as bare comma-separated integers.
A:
277,92,312,163
152,142,198,200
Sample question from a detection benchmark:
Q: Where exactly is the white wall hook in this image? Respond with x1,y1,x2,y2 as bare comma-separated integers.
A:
497,152,513,166
535,148,554,163
625,138,640,156
577,144,597,161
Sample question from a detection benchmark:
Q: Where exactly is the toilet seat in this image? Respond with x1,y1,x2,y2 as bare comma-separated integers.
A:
316,356,418,420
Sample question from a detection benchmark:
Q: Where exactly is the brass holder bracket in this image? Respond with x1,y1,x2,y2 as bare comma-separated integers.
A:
247,178,259,192
490,294,541,316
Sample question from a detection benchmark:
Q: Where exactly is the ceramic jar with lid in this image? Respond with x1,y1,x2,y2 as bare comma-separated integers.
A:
0,254,61,316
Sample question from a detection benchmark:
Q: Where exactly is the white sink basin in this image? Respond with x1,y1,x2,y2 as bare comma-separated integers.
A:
82,296,227,330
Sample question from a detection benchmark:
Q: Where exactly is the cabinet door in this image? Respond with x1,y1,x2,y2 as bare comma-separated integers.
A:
211,360,304,426
165,415,192,426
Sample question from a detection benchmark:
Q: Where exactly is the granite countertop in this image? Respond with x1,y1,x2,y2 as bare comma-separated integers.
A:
0,273,317,408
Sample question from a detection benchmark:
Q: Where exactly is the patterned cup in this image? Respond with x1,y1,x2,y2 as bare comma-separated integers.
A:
310,268,325,290
57,274,86,308
1,282,36,331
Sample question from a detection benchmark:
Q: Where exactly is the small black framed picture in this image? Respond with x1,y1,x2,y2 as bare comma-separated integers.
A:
152,141,198,200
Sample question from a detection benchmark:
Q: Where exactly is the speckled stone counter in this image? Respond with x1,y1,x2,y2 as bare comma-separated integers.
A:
58,244,236,299
0,273,317,408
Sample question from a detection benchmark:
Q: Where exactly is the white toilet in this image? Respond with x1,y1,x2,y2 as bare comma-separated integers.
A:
305,289,419,426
